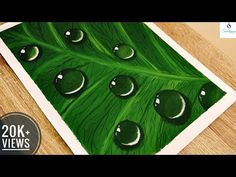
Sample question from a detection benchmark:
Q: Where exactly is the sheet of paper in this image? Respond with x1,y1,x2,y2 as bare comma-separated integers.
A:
0,22,235,154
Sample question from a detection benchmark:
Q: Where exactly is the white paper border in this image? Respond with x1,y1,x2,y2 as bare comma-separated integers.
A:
0,22,235,155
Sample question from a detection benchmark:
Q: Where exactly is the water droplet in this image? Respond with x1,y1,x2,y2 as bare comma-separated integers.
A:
113,44,135,60
109,75,137,98
54,68,86,96
114,120,143,149
154,90,188,120
64,29,84,43
199,82,225,110
19,45,40,61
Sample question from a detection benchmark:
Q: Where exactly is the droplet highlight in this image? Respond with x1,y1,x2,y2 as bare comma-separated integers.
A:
64,29,84,43
199,82,225,110
109,75,137,98
19,45,40,61
54,68,86,96
114,120,143,149
154,90,188,120
113,44,135,60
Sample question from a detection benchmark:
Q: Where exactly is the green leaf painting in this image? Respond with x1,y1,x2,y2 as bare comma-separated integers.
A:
0,22,226,154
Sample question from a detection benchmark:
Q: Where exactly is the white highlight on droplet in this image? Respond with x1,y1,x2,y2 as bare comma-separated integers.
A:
120,82,135,97
114,46,119,51
124,48,134,59
21,49,26,54
169,94,186,119
201,90,206,96
122,126,141,146
27,46,39,61
57,74,63,79
155,97,160,104
64,75,85,95
71,30,84,43
111,81,116,86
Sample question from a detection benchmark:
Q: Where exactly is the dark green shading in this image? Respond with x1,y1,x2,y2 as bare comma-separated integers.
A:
19,44,40,62
199,82,225,110
114,120,143,149
64,29,84,43
113,43,135,60
54,68,87,96
154,90,189,121
154,90,192,125
109,75,137,98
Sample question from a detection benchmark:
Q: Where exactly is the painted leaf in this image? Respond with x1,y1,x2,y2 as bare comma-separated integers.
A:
0,22,225,154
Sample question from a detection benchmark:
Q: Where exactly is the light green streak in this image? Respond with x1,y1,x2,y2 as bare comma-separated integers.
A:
10,32,207,82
